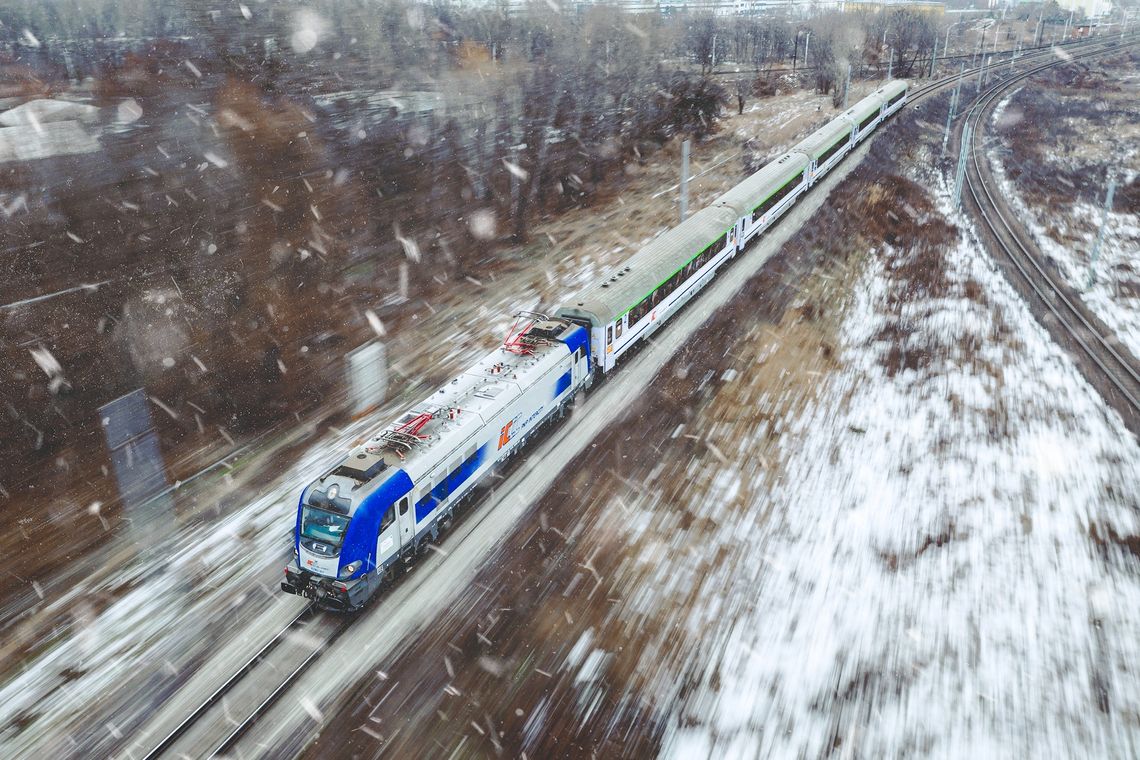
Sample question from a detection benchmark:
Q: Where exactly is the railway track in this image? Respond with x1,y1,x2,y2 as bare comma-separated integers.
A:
139,605,351,759
130,35,1140,758
959,39,1140,434
709,31,1113,80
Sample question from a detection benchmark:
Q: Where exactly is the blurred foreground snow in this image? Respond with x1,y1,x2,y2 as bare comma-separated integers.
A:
660,170,1140,758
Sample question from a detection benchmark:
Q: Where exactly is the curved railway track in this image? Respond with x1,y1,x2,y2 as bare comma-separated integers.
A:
960,39,1140,434
708,32,1112,80
132,33,1140,758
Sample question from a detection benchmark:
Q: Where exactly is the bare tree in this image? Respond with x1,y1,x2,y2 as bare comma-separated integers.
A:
686,13,720,75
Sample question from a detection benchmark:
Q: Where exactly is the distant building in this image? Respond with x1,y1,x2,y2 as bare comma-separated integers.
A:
0,98,99,127
0,121,99,164
1055,0,1113,17
841,0,946,13
0,98,101,164
508,0,839,15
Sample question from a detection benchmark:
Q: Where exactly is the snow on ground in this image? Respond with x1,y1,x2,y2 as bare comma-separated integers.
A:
989,90,1140,360
645,166,1140,756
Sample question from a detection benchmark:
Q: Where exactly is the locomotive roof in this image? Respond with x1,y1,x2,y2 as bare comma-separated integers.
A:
711,151,810,217
308,319,581,512
558,203,739,326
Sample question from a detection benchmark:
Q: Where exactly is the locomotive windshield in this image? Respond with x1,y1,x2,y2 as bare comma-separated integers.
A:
301,506,350,547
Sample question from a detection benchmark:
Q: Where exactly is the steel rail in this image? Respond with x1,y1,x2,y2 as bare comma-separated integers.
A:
961,40,1140,416
709,32,1114,80
207,615,354,757
139,605,318,760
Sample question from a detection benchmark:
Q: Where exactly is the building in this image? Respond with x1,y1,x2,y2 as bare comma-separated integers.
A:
841,0,947,14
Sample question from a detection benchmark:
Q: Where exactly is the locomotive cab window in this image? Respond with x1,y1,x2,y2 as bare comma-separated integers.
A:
398,496,409,515
607,326,613,345
301,506,350,547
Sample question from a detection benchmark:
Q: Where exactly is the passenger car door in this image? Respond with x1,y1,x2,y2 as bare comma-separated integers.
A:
397,495,413,547
376,502,400,567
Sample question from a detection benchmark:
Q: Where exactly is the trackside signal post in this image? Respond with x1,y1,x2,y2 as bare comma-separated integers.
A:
680,139,690,223
1087,177,1117,288
99,389,172,549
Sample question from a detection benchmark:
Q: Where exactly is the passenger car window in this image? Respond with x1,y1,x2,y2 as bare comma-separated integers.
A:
615,319,623,339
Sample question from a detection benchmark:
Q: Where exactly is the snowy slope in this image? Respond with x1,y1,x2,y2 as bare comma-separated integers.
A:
658,169,1140,758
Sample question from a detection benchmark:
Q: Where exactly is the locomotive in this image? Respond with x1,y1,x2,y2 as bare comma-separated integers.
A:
282,80,909,610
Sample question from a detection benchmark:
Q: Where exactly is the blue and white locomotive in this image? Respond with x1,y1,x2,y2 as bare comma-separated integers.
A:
283,314,590,609
283,80,909,611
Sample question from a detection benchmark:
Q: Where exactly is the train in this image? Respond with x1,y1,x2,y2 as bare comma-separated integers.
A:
282,79,909,610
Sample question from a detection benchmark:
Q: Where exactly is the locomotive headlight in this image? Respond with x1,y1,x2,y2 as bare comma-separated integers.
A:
339,561,362,580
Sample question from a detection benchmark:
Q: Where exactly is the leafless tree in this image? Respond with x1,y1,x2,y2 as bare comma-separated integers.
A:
685,13,720,75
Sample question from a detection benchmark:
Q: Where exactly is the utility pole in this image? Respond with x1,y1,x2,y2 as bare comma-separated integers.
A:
953,123,972,207
711,33,717,69
993,24,1000,54
1063,11,1073,42
940,63,963,159
887,48,892,79
680,139,690,223
843,62,851,108
941,84,959,157
803,32,810,70
977,54,987,93
1086,177,1117,288
1034,17,1043,47
930,35,938,78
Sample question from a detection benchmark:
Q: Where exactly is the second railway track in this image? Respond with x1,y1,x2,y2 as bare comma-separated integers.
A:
960,38,1140,434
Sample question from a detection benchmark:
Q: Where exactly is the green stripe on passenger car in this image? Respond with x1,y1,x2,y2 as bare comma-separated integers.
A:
814,133,848,159
620,223,735,318
749,169,804,215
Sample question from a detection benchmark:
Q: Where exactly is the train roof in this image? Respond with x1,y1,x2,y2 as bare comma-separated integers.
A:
557,203,739,326
306,318,582,513
791,115,854,160
841,79,908,124
877,79,909,101
711,151,810,217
